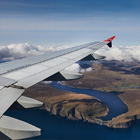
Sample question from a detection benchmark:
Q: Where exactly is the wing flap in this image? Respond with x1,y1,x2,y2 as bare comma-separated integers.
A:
0,115,41,139
0,87,24,117
0,76,16,86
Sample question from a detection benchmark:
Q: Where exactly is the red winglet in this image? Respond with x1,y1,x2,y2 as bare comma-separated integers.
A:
104,36,116,43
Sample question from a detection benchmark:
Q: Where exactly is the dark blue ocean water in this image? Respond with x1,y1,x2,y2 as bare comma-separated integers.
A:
6,109,140,140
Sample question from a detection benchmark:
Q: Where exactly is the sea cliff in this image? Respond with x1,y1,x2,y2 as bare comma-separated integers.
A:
44,100,136,129
23,83,139,129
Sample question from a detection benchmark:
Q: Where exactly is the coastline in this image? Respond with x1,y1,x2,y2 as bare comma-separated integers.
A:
23,82,136,129
42,97,140,129
22,61,140,129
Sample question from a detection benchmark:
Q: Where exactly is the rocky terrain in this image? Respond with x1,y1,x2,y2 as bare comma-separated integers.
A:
63,61,140,128
23,83,108,123
23,60,140,128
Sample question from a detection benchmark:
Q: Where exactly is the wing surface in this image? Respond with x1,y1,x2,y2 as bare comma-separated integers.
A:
0,36,115,139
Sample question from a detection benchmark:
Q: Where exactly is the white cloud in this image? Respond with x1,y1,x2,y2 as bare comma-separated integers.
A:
80,67,93,73
1,43,140,74
0,43,83,73
64,63,81,73
0,43,47,61
64,62,93,73
80,69,85,73
96,45,140,62
85,67,93,72
42,81,52,84
0,43,72,61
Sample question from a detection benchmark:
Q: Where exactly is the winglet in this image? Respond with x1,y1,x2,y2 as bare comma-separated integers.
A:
104,36,116,43
104,36,116,48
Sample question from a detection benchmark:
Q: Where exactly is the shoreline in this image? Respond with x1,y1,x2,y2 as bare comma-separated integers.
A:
40,104,134,129
46,82,140,129
22,81,139,129
41,102,140,129
49,82,128,121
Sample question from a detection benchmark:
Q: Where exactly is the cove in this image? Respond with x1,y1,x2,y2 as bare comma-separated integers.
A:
49,82,128,121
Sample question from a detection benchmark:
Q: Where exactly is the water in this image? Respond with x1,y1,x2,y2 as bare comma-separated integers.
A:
3,82,140,140
49,82,128,120
5,109,140,140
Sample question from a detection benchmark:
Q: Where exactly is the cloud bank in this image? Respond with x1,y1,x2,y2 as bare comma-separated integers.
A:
96,45,140,62
0,43,47,61
0,43,72,61
1,43,140,62
0,43,140,72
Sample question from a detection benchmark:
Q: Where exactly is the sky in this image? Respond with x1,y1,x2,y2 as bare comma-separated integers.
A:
0,0,140,46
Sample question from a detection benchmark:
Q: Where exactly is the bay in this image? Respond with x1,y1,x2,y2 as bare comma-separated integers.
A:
49,82,128,121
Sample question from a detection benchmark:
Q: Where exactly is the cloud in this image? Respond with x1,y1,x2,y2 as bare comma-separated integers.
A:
65,63,93,73
1,42,140,74
85,67,93,72
66,45,140,73
96,45,140,62
80,67,93,73
0,43,46,61
64,63,81,73
43,81,52,84
0,43,82,73
0,43,72,61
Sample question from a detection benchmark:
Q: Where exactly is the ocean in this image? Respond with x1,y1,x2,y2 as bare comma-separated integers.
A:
6,109,140,140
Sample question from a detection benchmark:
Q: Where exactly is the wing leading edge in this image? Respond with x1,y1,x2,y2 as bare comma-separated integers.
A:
0,36,115,139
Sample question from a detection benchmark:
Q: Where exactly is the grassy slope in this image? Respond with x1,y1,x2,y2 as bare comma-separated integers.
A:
65,63,140,90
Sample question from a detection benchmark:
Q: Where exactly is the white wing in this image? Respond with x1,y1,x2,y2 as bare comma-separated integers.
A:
0,36,115,139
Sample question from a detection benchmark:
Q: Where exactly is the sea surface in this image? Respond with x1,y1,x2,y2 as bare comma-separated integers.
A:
6,109,140,140
5,82,140,140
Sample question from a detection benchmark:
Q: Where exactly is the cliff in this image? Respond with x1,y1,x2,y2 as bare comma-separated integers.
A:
39,91,109,120
23,83,140,129
22,61,140,129
23,83,109,123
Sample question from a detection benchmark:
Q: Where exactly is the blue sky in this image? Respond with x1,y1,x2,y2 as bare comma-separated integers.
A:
0,0,140,46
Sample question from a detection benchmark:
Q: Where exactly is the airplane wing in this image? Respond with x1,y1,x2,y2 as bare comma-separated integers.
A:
0,36,115,139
